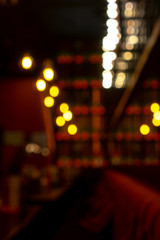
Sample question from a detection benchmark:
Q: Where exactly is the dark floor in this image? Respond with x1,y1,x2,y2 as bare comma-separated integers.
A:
12,169,113,240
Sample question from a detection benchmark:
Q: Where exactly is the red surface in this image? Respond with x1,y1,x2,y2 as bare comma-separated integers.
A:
0,78,45,133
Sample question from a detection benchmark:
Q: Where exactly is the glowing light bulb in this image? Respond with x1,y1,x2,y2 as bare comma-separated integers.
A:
140,124,150,135
68,124,77,135
56,116,65,127
102,51,117,61
22,56,33,69
43,68,54,81
60,103,69,113
36,79,46,91
63,111,73,121
154,111,160,120
150,103,159,113
44,96,54,107
123,52,133,61
106,19,118,28
102,70,113,89
152,118,160,127
49,86,59,97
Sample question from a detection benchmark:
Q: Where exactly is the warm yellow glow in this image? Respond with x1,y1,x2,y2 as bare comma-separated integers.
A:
68,124,77,135
102,51,117,61
49,86,59,97
152,118,160,127
102,70,113,89
36,79,46,91
102,61,113,71
154,111,160,120
60,103,69,113
107,27,119,35
107,3,118,19
150,103,159,113
102,36,117,51
43,68,54,81
117,61,128,70
108,2,118,9
25,143,41,154
106,19,118,28
107,8,118,19
127,35,139,44
22,56,33,69
102,70,113,80
125,2,134,10
44,96,54,107
102,79,112,89
56,116,65,127
127,26,138,35
63,111,73,121
127,20,136,27
125,43,134,50
140,124,150,135
124,8,134,18
123,51,133,60
115,72,126,88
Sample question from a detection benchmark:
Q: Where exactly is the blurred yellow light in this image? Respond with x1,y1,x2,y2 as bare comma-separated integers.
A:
152,118,160,127
107,8,118,19
43,68,54,81
107,27,119,35
154,111,160,120
128,35,139,44
150,103,159,113
123,52,133,60
63,111,73,121
117,72,126,81
102,70,113,80
140,124,150,135
126,43,134,50
102,61,113,71
117,61,128,70
102,51,117,61
106,19,118,28
102,79,112,89
102,36,117,51
127,26,138,35
36,79,46,91
22,56,33,69
25,143,41,154
60,103,69,113
49,86,59,97
115,72,126,88
127,20,136,27
125,2,134,10
44,96,54,107
68,124,77,135
56,116,65,127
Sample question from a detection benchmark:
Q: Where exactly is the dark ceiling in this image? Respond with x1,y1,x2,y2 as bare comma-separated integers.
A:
0,0,105,76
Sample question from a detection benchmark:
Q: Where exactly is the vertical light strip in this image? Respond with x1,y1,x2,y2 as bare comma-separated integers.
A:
102,0,121,89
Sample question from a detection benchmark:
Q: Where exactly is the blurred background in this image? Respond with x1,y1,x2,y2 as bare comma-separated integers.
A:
0,1,160,237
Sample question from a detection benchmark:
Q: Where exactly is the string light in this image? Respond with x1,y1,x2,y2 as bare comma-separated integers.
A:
44,96,54,107
43,68,54,81
36,79,46,91
60,103,69,113
68,124,77,135
49,86,59,97
140,124,150,135
56,116,65,127
21,55,33,69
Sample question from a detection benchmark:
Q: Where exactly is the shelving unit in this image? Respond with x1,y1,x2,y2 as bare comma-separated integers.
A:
53,50,107,168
